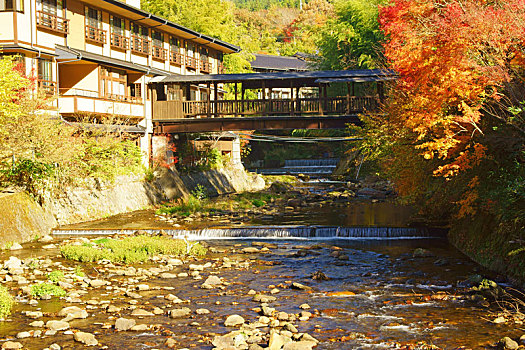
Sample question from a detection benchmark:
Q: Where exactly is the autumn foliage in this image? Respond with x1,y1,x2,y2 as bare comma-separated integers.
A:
370,0,524,221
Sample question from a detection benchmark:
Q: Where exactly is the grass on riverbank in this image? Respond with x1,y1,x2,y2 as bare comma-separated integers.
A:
0,285,13,319
156,191,281,217
60,235,206,263
30,283,66,298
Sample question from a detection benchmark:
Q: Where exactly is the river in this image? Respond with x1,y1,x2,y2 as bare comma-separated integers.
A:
0,180,520,349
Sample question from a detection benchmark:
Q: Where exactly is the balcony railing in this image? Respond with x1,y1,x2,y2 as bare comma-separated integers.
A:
85,25,106,44
185,55,197,69
110,32,128,50
151,45,167,61
153,96,380,120
170,50,183,66
200,60,212,73
36,10,69,34
38,79,57,94
130,35,150,55
59,88,142,104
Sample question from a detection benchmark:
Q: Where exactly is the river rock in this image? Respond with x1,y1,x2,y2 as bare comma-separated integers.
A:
269,331,292,350
39,235,54,243
242,247,259,254
412,248,433,258
4,257,22,270
130,324,149,331
115,318,136,331
46,320,70,331
74,331,98,346
212,332,248,349
167,258,183,266
196,308,210,315
520,335,525,345
202,275,222,288
169,307,191,318
89,279,108,287
58,306,88,320
189,264,204,271
224,315,245,327
29,321,44,327
160,273,178,279
131,309,154,317
291,282,311,290
16,332,30,339
48,344,61,350
499,337,519,350
9,243,22,251
253,294,276,303
25,311,43,319
283,341,316,350
1,342,23,349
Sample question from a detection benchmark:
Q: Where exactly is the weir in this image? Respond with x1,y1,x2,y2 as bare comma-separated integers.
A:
252,158,339,176
52,225,443,239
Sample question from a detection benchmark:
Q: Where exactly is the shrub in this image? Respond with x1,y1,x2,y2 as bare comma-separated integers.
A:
47,270,65,283
0,285,14,319
61,235,206,264
252,199,265,207
157,195,204,217
30,283,66,298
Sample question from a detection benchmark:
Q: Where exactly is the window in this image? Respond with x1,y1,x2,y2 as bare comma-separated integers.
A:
0,0,23,12
37,0,61,14
185,42,197,69
85,7,105,44
100,66,127,100
151,30,165,60
169,37,182,65
130,23,149,54
129,83,142,101
36,0,68,34
38,58,55,93
110,15,127,49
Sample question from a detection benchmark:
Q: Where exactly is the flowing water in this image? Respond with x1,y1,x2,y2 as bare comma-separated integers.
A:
2,182,520,349
251,158,339,176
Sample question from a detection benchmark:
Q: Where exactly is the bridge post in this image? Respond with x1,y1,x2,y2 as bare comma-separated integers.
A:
290,81,295,116
268,88,273,114
206,82,211,119
262,80,266,114
346,82,351,114
296,86,301,114
234,83,238,117
213,82,218,118
241,83,245,116
318,83,324,116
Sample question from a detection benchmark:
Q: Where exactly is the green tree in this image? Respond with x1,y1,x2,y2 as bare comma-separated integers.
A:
316,0,386,70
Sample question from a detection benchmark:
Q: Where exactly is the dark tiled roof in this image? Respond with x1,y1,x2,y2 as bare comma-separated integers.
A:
250,54,310,72
159,69,397,89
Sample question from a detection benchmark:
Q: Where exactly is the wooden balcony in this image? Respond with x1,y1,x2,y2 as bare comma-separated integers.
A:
153,96,379,120
38,79,57,95
110,33,128,50
170,51,183,66
200,60,212,73
58,88,144,119
85,25,106,45
218,62,224,74
36,10,69,34
151,45,167,61
185,56,197,70
130,35,150,55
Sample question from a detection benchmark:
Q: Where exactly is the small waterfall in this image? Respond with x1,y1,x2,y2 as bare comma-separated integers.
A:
255,158,339,176
284,159,340,167
53,225,441,240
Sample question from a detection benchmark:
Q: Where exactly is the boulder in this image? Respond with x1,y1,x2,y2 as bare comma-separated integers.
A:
74,331,98,346
224,315,245,327
115,318,136,331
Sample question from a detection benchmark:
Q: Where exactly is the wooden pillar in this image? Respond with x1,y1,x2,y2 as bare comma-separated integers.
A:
268,87,273,114
296,86,300,114
318,83,323,115
213,82,218,118
234,83,238,117
346,82,351,114
377,81,385,102
206,82,211,118
241,83,245,115
261,80,266,115
290,81,295,116
323,84,328,113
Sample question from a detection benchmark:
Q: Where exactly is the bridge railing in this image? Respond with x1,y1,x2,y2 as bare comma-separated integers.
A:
153,96,380,120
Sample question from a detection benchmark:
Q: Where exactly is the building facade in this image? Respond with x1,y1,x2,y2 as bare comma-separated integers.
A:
0,0,238,160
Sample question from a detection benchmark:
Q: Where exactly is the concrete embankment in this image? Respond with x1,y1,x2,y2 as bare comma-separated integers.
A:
0,165,264,244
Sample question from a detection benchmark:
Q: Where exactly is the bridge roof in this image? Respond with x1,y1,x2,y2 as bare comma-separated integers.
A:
156,69,396,89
